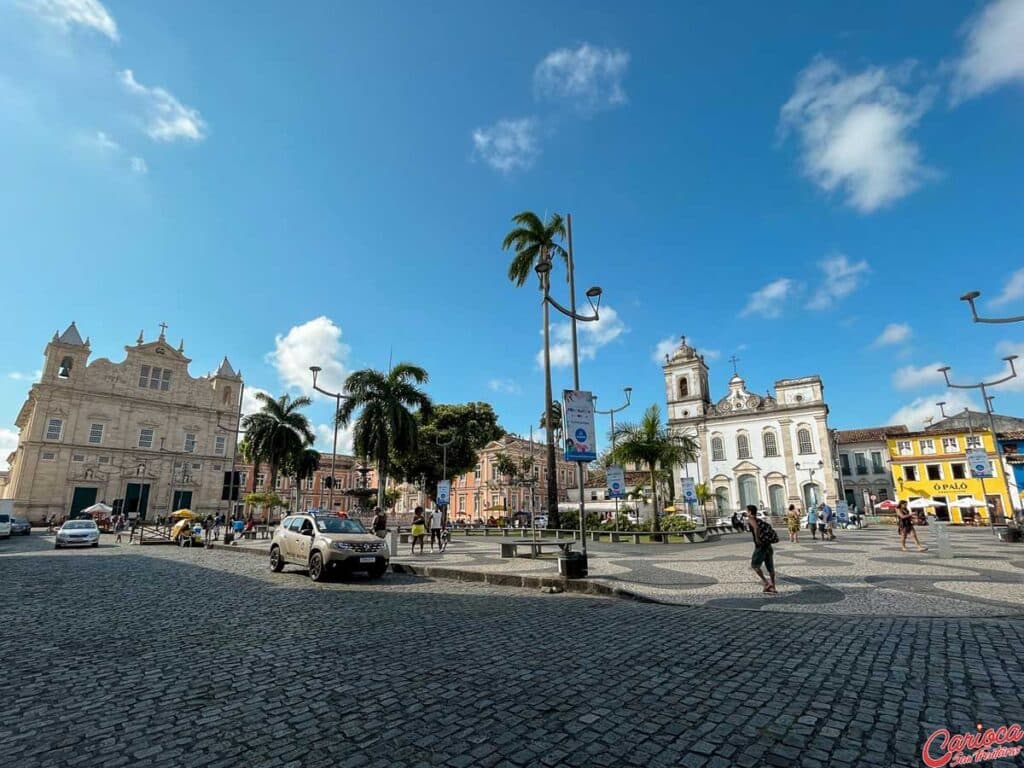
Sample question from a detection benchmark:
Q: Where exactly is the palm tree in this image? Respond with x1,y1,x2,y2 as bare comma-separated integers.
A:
287,447,320,512
538,401,562,438
241,393,315,517
337,363,433,510
611,405,699,536
503,210,567,525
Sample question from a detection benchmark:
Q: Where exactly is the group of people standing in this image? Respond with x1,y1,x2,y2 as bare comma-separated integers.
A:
408,506,447,555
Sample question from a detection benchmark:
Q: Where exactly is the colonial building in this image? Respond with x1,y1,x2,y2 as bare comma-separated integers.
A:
662,336,835,516
232,453,377,517
447,434,584,521
4,323,242,523
886,426,1014,525
834,426,907,513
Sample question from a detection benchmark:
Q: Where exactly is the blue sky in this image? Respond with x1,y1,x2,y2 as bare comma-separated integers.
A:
2,0,1023,463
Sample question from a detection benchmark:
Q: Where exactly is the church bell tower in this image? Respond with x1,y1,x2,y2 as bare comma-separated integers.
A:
662,335,711,424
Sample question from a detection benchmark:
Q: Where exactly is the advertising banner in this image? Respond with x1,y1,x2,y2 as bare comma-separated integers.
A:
607,466,625,499
563,390,597,462
967,448,992,478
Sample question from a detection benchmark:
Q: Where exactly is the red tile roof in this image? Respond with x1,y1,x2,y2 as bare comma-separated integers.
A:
835,425,908,443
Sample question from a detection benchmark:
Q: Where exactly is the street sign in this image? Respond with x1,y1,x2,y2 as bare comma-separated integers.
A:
607,466,625,499
680,476,698,506
563,390,597,462
966,448,992,478
436,480,451,507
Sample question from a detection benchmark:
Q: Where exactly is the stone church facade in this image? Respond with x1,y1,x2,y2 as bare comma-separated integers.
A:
4,323,243,523
662,337,835,516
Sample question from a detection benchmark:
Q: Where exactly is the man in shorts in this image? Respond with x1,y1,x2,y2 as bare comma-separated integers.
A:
747,505,776,594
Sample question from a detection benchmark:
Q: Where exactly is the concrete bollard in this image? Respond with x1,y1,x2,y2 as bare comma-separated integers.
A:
931,520,953,559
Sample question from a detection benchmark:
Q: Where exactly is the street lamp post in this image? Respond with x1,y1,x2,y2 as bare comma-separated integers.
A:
535,215,603,556
217,380,245,526
959,291,1024,325
795,460,824,510
594,387,632,519
436,432,454,527
939,356,1020,528
938,401,992,530
309,366,348,514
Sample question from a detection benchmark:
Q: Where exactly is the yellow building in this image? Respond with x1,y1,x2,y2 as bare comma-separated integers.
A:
886,429,1012,524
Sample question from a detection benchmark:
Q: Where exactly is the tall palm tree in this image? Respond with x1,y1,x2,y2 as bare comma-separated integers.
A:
337,363,433,510
241,393,315,512
611,405,699,535
287,447,321,513
503,210,567,525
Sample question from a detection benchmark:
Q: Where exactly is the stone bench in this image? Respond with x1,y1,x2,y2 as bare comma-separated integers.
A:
499,538,576,558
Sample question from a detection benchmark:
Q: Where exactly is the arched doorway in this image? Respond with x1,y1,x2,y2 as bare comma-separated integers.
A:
738,474,758,510
802,483,820,510
768,484,785,516
714,486,730,513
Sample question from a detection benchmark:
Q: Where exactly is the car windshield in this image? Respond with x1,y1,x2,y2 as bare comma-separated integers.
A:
64,521,97,530
315,517,366,534
0,514,9,522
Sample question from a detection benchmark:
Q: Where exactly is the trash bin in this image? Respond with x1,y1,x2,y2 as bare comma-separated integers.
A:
558,551,587,579
223,531,234,545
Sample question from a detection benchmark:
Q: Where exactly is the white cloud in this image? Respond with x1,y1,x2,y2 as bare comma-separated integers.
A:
315,422,354,455
889,391,977,431
0,427,18,470
741,278,795,318
119,69,207,143
241,386,273,417
267,316,350,396
952,0,1024,102
652,336,720,364
471,117,538,173
892,362,948,390
779,56,933,212
27,0,119,41
92,130,119,151
488,378,521,395
537,304,626,369
990,267,1024,307
873,323,912,347
534,43,629,114
7,370,41,381
808,253,870,309
130,156,148,174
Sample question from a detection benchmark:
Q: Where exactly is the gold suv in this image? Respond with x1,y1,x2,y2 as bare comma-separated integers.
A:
270,514,389,581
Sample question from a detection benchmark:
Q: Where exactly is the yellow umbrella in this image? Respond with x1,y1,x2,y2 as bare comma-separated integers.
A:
664,506,676,513
170,509,195,520
170,519,194,540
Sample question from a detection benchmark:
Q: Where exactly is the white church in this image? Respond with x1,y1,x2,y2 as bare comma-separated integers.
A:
662,336,836,516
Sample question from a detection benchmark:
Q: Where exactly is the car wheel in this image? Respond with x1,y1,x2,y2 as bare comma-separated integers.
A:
269,546,284,572
308,551,327,582
54,543,61,550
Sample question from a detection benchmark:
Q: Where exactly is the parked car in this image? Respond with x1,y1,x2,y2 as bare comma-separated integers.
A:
55,519,100,548
270,514,388,582
0,512,11,539
10,517,31,535
533,515,548,529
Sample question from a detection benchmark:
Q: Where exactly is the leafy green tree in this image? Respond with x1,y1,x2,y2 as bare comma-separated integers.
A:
241,393,315,502
611,405,699,535
338,363,433,510
503,210,568,526
389,402,505,499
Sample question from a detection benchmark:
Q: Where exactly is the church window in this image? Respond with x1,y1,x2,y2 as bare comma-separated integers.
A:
736,434,751,460
71,453,85,462
138,428,155,449
45,418,64,441
88,423,104,445
214,435,226,455
678,378,689,398
41,451,56,462
797,428,813,454
183,433,197,453
762,431,779,457
223,387,232,405
711,436,725,461
139,365,172,391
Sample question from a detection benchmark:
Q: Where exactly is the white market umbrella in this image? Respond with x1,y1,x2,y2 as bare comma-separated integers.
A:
948,498,988,509
907,498,946,509
81,503,113,514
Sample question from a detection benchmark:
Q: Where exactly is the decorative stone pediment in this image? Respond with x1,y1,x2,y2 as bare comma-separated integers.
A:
732,460,761,473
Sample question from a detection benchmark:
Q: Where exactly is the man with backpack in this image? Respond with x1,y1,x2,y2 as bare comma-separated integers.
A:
747,505,777,594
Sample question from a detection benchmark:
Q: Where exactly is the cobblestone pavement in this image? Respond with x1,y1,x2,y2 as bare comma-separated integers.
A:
230,525,1024,617
2,534,1024,768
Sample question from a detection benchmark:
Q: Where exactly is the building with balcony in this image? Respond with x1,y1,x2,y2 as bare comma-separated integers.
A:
886,427,1014,524
4,323,242,523
662,336,835,516
834,426,907,513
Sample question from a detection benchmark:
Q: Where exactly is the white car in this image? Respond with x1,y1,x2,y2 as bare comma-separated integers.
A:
533,515,548,529
0,512,11,539
55,520,100,549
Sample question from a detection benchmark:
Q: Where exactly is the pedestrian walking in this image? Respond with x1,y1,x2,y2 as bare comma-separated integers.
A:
786,505,800,543
213,514,222,542
429,507,443,552
203,515,213,547
410,507,427,555
816,506,827,540
747,505,777,594
371,507,387,539
807,506,818,540
820,502,837,541
114,514,126,544
128,516,137,543
896,500,927,552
